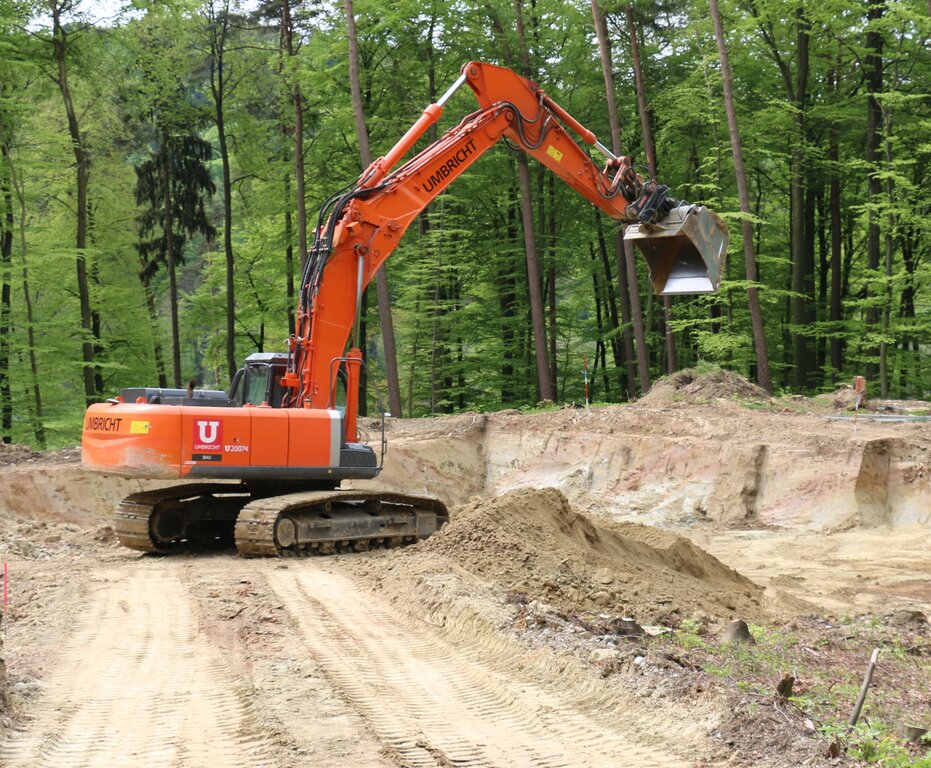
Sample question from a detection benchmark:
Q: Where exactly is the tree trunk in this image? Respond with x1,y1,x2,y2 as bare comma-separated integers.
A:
482,1,549,402
880,110,895,397
344,0,403,417
625,5,655,176
500,200,518,403
624,4,673,381
593,0,650,394
430,272,441,414
747,1,811,391
547,174,557,393
5,143,46,446
864,0,885,381
407,292,421,415
815,187,828,374
51,4,96,404
455,278,465,409
282,137,295,334
828,69,843,375
590,5,636,398
790,6,814,391
161,126,181,388
898,231,919,397
142,273,168,388
516,156,553,401
0,141,12,443
592,218,623,386
277,15,296,335
358,286,368,416
282,0,308,273
709,0,772,392
511,0,554,402
209,0,237,382
595,214,634,396
589,241,612,399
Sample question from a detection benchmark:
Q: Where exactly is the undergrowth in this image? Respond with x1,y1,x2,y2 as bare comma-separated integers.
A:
663,616,931,764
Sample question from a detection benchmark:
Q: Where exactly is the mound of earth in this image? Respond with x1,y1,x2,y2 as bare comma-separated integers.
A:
0,443,41,465
0,443,79,466
639,368,771,407
423,488,762,622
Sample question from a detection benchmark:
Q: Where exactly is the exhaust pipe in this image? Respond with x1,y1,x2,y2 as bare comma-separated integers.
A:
625,204,729,295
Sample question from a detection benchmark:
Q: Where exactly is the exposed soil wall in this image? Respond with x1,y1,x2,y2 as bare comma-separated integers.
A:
373,402,930,531
1,389,928,535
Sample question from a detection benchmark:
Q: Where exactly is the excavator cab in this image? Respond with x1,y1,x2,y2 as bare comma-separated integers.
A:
229,353,290,407
624,204,728,295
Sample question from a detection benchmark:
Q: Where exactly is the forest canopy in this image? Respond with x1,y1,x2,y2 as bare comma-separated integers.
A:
0,0,928,447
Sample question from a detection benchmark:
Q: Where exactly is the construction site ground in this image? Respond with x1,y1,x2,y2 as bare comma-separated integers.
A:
0,373,929,767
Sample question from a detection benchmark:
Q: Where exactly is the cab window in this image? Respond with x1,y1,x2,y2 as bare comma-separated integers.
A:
244,364,270,406
334,369,347,408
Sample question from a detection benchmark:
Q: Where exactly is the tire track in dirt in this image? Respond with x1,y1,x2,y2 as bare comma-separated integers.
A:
268,566,689,768
0,567,273,768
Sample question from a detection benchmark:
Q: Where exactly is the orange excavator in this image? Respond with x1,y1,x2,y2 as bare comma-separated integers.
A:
82,61,728,557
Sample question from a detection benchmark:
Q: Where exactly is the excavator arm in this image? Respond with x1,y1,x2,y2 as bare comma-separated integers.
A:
286,61,728,432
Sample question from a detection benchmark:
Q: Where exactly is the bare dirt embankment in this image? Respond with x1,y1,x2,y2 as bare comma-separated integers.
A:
0,376,929,767
373,378,930,531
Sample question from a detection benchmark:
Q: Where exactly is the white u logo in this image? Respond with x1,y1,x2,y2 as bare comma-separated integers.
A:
198,421,219,444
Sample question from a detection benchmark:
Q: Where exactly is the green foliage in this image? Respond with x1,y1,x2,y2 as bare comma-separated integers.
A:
819,722,931,767
0,0,926,446
666,616,931,765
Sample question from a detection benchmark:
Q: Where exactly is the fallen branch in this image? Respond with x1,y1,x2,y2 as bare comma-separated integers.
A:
849,648,880,726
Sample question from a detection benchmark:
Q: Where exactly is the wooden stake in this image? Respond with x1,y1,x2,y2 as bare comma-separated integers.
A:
849,648,880,726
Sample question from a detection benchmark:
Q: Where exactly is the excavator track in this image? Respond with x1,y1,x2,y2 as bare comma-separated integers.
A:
115,483,252,554
115,484,449,557
234,490,449,557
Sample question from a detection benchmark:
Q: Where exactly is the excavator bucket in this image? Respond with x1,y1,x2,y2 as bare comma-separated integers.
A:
624,205,729,295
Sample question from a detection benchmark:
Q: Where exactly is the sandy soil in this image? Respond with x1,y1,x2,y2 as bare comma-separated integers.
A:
0,378,928,767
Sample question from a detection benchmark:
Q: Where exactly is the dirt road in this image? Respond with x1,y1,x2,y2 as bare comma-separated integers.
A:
1,565,273,768
1,554,694,768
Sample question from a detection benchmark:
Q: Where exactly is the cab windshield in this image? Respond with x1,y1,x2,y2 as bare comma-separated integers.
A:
244,364,270,406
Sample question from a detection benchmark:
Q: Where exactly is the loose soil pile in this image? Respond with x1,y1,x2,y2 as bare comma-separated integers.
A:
422,487,763,622
0,443,80,466
0,444,40,466
638,368,772,406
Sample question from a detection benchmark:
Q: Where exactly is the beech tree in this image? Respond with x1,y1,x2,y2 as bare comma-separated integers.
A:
344,0,404,417
591,1,638,397
199,0,243,381
40,1,98,404
709,0,772,392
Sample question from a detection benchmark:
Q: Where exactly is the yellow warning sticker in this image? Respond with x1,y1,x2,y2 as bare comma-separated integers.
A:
546,145,563,162
130,421,151,434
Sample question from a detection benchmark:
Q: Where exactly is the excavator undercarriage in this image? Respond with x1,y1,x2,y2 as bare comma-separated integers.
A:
115,484,449,557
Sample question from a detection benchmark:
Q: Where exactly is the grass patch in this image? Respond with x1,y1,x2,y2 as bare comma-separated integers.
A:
661,615,931,763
